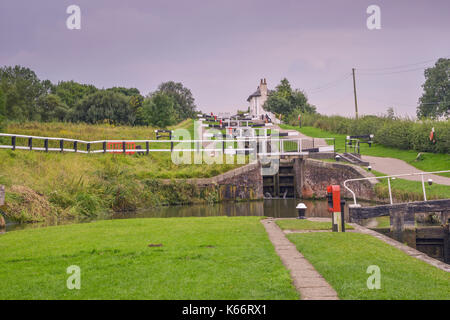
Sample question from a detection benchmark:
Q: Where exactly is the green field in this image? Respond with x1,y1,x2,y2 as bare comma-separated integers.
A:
287,232,450,300
0,217,299,300
280,125,450,177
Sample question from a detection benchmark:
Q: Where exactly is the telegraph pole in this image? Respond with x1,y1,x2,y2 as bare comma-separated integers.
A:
352,68,359,120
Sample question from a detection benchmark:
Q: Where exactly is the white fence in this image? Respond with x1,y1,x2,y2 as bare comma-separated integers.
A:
0,133,335,156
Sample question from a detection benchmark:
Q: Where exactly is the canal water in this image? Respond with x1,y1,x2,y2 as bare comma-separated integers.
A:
5,199,351,232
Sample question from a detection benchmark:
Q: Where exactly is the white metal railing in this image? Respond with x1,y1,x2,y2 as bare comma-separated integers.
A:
344,170,450,206
0,133,335,156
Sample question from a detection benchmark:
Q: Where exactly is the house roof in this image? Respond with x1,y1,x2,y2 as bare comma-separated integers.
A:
247,88,273,102
247,87,261,102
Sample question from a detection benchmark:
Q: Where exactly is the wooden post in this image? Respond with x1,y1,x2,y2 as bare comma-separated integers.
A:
352,68,359,120
0,185,4,229
12,136,16,151
123,141,126,154
444,222,449,264
87,143,90,153
0,185,5,206
60,139,64,152
74,141,78,153
44,139,49,152
103,142,107,153
28,137,33,151
146,141,149,155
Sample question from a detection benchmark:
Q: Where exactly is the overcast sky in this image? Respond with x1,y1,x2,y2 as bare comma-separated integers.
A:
1,0,449,117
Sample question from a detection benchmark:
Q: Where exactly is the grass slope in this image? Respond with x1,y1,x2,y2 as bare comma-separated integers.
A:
0,217,299,300
370,170,450,201
287,232,450,300
280,125,450,177
0,120,247,222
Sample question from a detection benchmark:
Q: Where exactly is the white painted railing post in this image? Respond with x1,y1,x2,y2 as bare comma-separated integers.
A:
421,175,427,202
387,177,393,205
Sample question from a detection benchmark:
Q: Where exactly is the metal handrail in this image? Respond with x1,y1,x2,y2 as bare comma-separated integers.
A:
344,170,450,206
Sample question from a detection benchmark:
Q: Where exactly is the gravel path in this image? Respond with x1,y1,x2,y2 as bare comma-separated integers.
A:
361,155,450,186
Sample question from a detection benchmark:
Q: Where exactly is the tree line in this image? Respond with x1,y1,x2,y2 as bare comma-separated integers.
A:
0,65,197,128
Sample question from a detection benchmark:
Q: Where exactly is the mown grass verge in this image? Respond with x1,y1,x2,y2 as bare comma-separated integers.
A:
280,124,450,177
276,219,353,230
0,217,299,299
287,232,450,299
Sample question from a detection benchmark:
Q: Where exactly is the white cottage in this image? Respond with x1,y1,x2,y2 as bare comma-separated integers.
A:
247,79,279,123
247,78,269,118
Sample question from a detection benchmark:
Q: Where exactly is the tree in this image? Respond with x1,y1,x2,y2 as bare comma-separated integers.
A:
0,65,48,121
53,81,98,109
73,90,132,124
264,78,316,118
143,92,176,128
157,81,197,121
417,58,450,119
36,94,69,122
0,88,5,131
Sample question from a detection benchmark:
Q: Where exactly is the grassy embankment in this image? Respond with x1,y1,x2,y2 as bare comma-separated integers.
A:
276,219,450,299
280,124,450,175
0,120,247,223
280,125,450,200
0,217,299,300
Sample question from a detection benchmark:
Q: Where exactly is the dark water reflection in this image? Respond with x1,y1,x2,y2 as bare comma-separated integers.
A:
4,199,372,233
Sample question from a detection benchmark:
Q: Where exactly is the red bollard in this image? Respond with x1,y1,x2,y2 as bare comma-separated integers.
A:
327,185,345,232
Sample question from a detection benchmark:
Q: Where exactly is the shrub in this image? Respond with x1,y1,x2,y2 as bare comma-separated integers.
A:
287,111,450,154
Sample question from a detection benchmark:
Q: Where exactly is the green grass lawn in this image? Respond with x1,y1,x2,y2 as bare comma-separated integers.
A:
276,219,353,230
280,125,450,177
0,217,299,300
287,232,450,300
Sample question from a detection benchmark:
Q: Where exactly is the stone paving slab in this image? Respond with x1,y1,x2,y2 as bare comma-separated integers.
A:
261,218,339,300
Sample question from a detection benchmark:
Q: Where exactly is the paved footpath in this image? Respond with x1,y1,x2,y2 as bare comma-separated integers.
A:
361,155,450,186
261,218,339,300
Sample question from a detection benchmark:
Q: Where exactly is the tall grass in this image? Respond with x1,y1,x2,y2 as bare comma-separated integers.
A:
0,120,244,222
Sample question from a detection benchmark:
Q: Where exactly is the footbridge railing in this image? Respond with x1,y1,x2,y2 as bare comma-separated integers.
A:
344,170,450,206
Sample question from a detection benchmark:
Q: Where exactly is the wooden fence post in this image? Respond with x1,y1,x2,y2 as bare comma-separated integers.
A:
0,185,5,229
0,185,5,206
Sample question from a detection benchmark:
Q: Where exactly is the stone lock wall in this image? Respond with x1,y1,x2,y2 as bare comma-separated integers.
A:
298,158,377,201
161,162,264,201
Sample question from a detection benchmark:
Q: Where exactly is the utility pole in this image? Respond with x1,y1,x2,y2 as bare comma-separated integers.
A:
352,68,359,120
